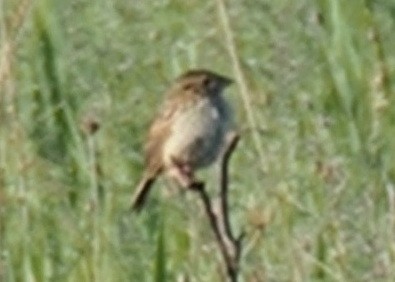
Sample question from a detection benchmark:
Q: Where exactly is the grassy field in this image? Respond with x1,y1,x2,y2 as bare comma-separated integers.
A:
1,0,395,281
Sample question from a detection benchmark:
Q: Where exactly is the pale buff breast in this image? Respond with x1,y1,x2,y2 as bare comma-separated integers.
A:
162,96,230,169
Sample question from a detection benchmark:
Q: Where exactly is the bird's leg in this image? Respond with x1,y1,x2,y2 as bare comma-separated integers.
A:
167,165,193,188
169,157,203,190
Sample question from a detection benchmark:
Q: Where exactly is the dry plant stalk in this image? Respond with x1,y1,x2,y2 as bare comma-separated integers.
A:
0,0,32,88
215,0,266,172
191,131,243,282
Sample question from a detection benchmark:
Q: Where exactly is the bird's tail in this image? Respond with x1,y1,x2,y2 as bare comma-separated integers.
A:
131,174,157,212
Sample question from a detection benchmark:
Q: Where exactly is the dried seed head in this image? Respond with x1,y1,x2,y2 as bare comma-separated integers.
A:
80,113,100,136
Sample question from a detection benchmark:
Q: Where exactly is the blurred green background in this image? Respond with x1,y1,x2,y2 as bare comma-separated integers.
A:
1,0,395,281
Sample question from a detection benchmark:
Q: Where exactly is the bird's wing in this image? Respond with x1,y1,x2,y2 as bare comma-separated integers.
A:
144,94,183,173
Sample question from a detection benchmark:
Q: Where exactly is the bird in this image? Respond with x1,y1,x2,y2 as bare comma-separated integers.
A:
131,69,234,212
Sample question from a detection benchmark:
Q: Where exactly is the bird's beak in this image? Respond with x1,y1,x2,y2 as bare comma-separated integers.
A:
221,76,233,88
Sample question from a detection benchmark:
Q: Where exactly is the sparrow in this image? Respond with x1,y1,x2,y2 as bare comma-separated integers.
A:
131,69,233,211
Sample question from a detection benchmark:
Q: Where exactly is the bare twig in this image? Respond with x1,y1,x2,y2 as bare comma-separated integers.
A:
191,131,243,282
220,131,239,240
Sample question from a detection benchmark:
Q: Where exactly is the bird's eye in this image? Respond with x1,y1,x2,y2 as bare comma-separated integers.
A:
203,77,216,91
203,77,211,87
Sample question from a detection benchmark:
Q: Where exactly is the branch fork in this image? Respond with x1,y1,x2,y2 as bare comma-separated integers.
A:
190,131,243,282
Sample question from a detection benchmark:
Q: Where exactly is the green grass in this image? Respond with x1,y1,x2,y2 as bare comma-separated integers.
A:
2,0,395,281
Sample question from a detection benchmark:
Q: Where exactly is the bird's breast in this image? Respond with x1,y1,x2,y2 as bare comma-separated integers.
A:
163,98,229,169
